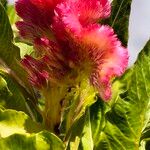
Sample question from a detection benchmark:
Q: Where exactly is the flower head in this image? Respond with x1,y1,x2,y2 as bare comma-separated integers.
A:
16,0,128,101
21,55,49,88
15,0,61,41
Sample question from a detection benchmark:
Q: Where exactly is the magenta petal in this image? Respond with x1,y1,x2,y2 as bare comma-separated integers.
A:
77,0,111,25
15,0,61,41
53,1,82,41
15,0,58,24
53,0,111,39
80,25,128,100
21,55,49,88
16,21,42,42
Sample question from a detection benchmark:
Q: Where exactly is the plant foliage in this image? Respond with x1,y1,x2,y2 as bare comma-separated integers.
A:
0,0,150,150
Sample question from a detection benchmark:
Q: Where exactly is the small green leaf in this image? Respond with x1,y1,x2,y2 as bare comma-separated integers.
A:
62,78,96,133
7,5,20,26
15,42,33,58
65,112,88,150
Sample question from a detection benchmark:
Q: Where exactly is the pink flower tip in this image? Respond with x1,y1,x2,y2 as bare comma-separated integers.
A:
21,55,49,88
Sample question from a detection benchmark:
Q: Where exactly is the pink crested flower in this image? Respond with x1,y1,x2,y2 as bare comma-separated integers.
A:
16,0,128,101
21,55,49,88
80,24,128,100
75,0,111,25
22,38,73,86
53,0,111,38
15,0,61,41
52,0,128,100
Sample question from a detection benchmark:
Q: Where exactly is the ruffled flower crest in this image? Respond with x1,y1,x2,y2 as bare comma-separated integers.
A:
15,0,61,41
16,0,128,101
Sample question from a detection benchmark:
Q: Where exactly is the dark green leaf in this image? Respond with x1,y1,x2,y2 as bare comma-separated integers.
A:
0,71,32,116
0,0,7,8
0,2,33,95
103,0,132,45
0,3,20,65
0,3,41,121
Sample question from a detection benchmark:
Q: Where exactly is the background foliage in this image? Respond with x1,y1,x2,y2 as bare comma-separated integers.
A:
0,0,150,149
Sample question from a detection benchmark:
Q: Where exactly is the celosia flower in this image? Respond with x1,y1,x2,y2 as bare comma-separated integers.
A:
21,55,49,88
15,0,61,41
16,0,128,101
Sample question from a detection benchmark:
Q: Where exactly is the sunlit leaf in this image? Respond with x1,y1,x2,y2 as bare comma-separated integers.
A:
0,108,64,149
0,131,64,150
15,42,33,58
7,4,20,37
66,40,150,149
0,108,42,138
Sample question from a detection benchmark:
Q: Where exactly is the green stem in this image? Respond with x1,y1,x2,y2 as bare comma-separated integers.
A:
42,85,67,133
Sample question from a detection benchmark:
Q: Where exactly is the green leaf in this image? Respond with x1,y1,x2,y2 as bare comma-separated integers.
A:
15,42,33,58
0,108,42,138
0,108,64,149
66,40,150,149
0,71,32,116
0,2,20,65
0,0,7,8
62,78,96,134
94,40,150,149
103,0,132,45
0,108,63,149
0,131,64,150
7,5,20,26
7,5,20,38
0,3,41,121
65,110,90,150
